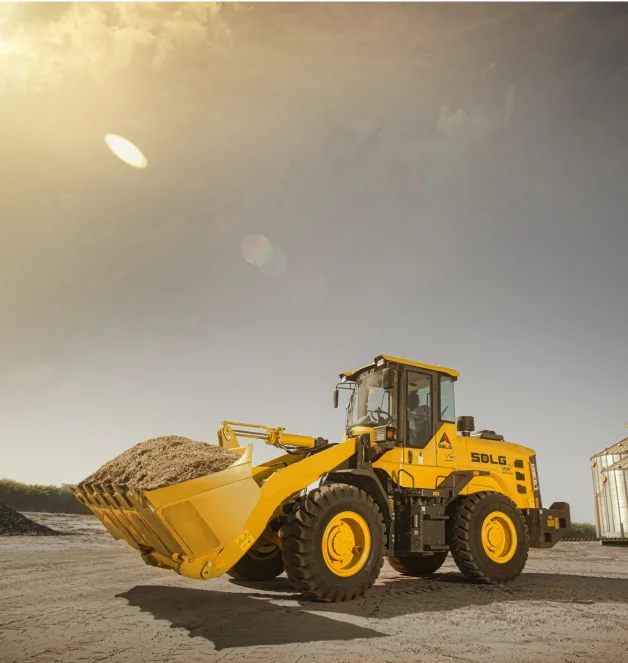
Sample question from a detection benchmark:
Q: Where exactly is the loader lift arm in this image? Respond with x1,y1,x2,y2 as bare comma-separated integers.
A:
180,435,359,580
217,421,327,452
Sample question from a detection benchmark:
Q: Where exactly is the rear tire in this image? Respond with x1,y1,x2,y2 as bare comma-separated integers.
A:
387,552,448,577
447,491,529,584
280,483,386,602
227,543,284,581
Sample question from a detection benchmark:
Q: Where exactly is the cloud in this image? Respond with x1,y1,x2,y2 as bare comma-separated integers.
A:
0,2,233,92
436,84,515,146
437,104,495,144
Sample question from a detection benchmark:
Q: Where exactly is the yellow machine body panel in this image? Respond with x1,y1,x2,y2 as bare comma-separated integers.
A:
341,355,539,510
360,422,538,510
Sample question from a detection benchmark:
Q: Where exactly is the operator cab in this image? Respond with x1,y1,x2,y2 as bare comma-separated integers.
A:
335,355,460,447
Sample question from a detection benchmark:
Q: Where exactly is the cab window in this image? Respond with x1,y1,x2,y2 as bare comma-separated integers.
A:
347,369,396,428
439,375,456,423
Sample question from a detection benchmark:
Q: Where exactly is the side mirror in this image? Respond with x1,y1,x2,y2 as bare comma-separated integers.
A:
333,389,339,409
382,367,394,390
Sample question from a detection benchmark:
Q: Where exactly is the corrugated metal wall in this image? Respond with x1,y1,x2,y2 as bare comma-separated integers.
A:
591,438,628,538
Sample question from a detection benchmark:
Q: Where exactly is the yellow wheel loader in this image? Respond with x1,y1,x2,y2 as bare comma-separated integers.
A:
74,355,571,603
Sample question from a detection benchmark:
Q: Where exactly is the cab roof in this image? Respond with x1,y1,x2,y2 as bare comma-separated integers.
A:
340,354,460,381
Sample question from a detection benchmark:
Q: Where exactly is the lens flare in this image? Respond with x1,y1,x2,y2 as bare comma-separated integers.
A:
240,234,287,277
104,134,147,169
259,246,287,277
241,234,273,267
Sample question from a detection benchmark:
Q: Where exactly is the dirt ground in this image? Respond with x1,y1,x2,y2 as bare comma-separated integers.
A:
2,513,627,663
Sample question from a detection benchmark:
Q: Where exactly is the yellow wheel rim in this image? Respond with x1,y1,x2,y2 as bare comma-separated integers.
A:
481,511,518,564
322,511,371,577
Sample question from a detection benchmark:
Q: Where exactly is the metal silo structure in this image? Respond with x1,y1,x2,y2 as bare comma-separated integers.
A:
591,437,628,539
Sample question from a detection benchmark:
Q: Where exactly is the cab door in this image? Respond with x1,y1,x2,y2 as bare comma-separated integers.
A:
400,370,438,482
374,369,459,490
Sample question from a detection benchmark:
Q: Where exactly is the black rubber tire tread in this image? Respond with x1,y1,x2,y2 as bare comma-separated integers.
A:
447,490,529,584
280,483,386,603
227,545,284,581
387,552,448,577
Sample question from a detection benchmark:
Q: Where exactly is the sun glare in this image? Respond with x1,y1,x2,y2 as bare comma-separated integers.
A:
104,134,147,169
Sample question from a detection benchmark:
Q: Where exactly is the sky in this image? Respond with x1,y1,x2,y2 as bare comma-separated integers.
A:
1,2,627,523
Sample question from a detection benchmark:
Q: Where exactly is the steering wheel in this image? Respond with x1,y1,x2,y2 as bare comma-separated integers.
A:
368,408,391,424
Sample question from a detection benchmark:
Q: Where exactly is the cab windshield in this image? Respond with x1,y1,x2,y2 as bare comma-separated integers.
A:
347,369,396,428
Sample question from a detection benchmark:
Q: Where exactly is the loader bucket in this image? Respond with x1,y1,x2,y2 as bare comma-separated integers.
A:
73,444,262,579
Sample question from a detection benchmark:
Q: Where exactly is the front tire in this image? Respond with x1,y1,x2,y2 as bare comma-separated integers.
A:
227,542,284,581
387,552,448,577
280,483,386,602
447,491,529,584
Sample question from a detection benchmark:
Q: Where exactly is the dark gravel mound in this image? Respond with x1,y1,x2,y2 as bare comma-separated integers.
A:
78,435,241,492
0,502,62,536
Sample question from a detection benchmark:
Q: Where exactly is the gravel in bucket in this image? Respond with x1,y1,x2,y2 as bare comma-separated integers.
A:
78,435,241,491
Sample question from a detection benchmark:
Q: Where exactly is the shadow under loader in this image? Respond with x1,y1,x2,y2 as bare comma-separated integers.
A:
117,571,628,650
